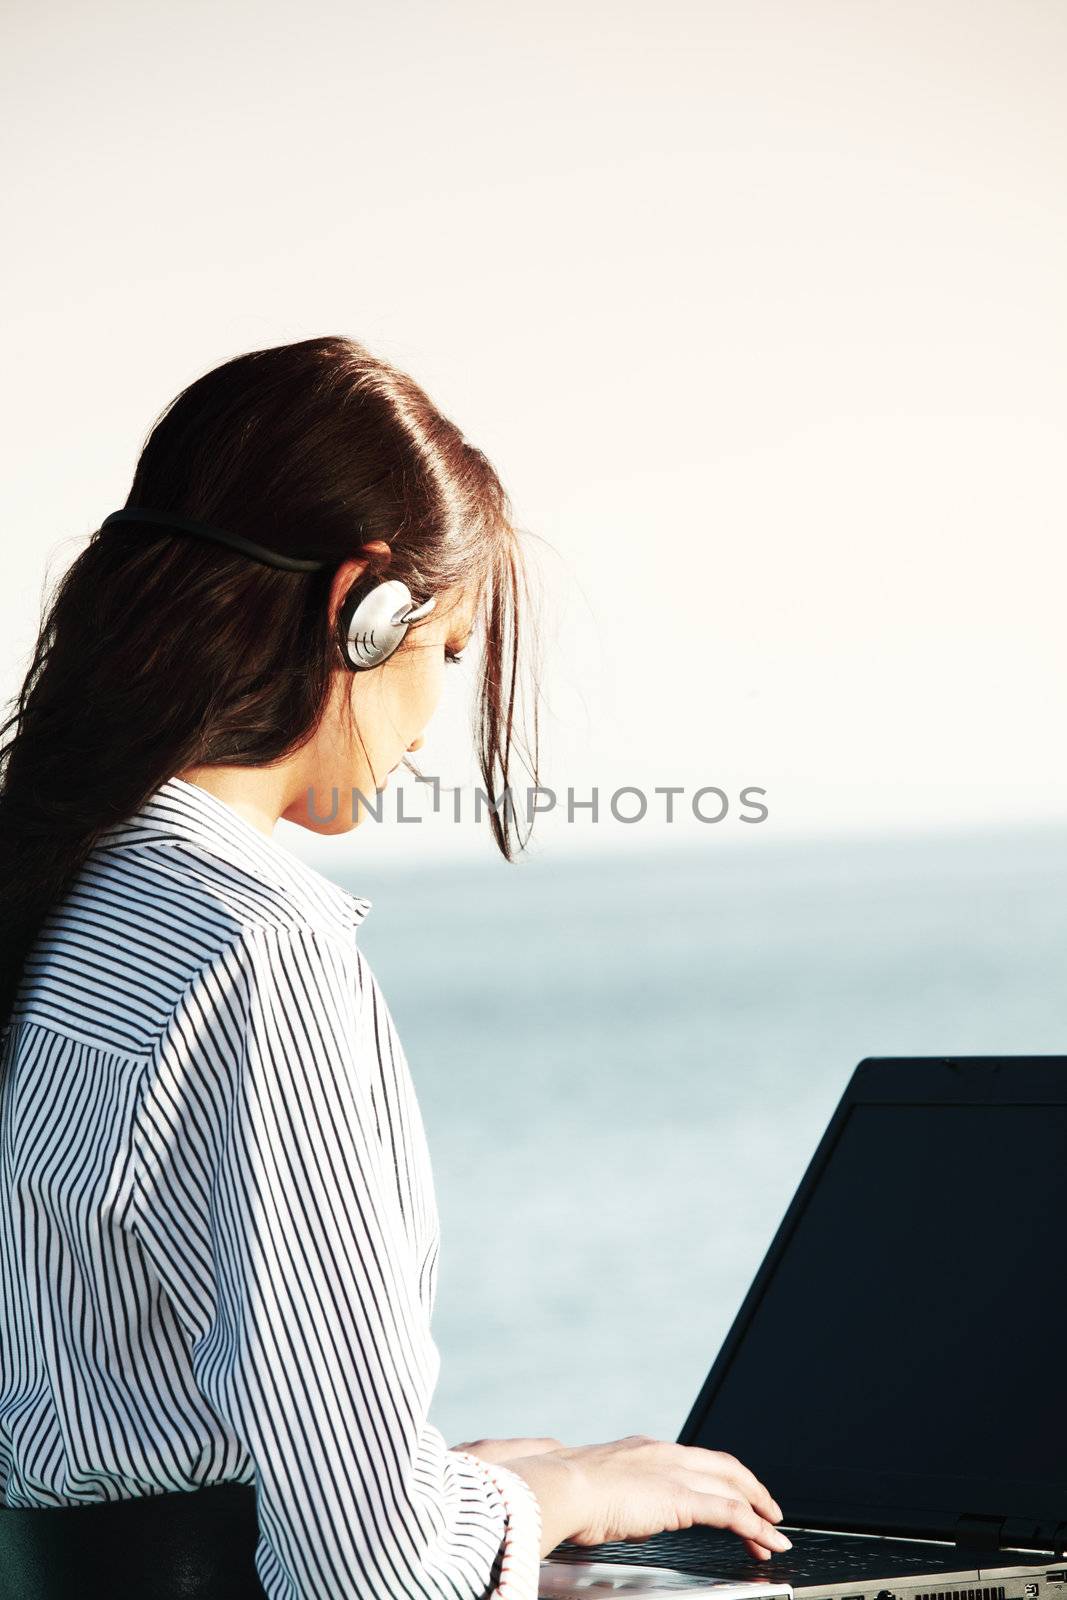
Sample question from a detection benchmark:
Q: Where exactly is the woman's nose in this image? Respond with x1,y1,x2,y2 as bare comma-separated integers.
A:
407,736,424,753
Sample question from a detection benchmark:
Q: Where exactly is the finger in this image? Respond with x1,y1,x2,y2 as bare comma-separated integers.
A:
678,1468,785,1535
695,1448,779,1518
677,1446,783,1522
677,1445,772,1506
742,1539,774,1561
689,1492,793,1552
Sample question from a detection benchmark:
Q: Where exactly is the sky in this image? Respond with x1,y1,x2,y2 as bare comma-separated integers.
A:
2,0,1064,866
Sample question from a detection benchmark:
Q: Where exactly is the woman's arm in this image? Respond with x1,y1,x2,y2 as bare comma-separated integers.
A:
452,1442,589,1559
493,1453,589,1561
131,923,545,1598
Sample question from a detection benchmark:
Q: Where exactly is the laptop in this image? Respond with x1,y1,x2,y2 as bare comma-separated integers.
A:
540,1056,1067,1600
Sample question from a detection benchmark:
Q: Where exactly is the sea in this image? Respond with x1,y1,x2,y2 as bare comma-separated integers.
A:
329,824,1067,1454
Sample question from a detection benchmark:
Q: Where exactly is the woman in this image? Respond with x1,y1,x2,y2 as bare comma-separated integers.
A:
0,337,791,1599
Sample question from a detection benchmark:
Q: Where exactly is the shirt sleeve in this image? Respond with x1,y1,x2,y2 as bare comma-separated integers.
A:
129,922,543,1600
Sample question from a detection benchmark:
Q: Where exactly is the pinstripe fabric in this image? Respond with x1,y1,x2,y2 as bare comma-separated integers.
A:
0,776,542,1599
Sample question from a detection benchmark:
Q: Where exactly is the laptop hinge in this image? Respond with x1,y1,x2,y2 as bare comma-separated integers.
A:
954,1514,1004,1552
955,1513,1061,1556
999,1519,1061,1555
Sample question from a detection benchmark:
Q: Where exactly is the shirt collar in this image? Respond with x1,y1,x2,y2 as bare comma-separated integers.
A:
94,774,373,936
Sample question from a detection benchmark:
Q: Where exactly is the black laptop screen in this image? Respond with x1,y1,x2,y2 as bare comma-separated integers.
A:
687,1099,1067,1528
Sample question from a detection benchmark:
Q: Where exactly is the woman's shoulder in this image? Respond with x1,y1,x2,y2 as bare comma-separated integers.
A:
12,835,370,1065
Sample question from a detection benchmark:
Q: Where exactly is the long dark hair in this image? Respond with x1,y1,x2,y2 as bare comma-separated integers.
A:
0,335,540,1026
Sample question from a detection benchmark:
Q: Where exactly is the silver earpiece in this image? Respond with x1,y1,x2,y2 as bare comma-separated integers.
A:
340,578,437,671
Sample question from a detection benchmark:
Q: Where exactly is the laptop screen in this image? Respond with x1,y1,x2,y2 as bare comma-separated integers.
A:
682,1064,1067,1538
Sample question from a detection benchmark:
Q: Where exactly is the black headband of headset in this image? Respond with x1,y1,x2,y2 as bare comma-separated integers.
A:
100,508,331,574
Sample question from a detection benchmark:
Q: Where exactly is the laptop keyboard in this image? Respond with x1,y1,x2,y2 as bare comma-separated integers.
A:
547,1527,1006,1587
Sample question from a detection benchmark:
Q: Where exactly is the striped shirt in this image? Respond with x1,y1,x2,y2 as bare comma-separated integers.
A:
0,775,542,1599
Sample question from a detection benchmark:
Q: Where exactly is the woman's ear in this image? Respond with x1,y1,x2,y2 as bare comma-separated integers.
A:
328,540,393,630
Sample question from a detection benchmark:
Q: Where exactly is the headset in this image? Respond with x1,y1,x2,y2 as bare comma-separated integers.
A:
100,508,437,672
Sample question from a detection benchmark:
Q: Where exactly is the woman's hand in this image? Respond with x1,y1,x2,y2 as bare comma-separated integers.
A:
504,1434,791,1562
450,1436,565,1465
